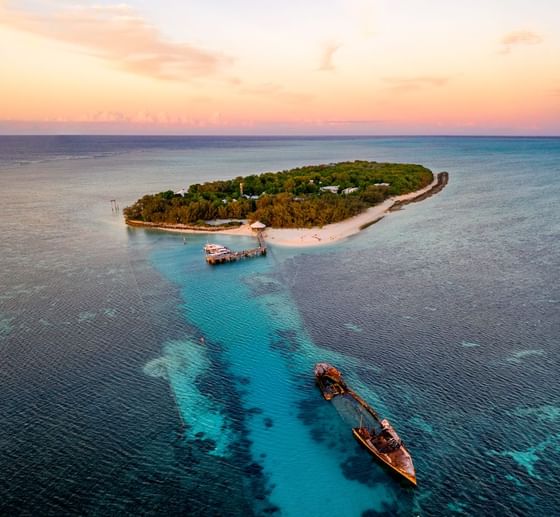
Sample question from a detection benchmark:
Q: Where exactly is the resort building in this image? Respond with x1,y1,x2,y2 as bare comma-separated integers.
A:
320,185,340,194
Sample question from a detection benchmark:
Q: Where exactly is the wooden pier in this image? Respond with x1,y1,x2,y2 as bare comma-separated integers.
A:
205,231,267,265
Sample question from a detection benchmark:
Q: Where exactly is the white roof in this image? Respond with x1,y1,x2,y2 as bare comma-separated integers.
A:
320,185,339,193
250,221,266,229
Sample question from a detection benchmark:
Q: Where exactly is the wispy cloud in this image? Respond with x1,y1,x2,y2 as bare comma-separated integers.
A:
382,76,450,93
500,30,542,54
319,42,341,71
0,3,230,81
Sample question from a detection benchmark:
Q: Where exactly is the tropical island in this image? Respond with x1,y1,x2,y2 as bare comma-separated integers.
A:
124,161,448,247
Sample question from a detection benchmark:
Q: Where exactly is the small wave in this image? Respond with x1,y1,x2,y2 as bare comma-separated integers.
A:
507,349,546,363
344,322,363,333
0,315,15,336
77,311,96,322
447,501,469,514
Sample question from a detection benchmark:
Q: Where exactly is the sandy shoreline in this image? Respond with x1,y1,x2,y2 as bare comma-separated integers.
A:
127,173,445,248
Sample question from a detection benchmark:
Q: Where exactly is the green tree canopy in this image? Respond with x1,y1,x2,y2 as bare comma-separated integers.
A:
123,160,433,228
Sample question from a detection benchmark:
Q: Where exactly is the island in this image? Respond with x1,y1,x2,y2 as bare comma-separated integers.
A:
124,161,448,247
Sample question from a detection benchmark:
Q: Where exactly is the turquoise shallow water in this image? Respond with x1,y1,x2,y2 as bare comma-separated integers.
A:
149,236,399,515
0,136,559,515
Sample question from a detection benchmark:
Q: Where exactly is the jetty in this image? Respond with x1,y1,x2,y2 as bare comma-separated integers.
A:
204,231,267,265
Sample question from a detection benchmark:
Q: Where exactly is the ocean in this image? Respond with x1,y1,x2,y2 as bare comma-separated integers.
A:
0,136,559,516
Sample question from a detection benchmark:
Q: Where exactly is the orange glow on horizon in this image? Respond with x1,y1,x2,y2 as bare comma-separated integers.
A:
1,1,559,135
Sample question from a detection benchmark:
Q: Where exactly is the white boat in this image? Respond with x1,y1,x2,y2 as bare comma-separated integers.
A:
204,243,232,256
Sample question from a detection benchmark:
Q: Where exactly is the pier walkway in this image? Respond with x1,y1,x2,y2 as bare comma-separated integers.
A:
205,231,267,265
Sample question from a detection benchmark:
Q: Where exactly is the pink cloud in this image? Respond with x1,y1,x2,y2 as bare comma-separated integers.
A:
0,3,231,80
319,42,341,71
500,30,542,54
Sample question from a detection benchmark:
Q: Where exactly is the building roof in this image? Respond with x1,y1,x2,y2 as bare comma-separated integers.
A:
320,185,339,193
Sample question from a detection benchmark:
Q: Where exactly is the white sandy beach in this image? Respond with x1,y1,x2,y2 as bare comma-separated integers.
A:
263,176,439,247
156,176,439,248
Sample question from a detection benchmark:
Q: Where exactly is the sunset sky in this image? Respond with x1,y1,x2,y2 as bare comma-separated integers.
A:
1,0,559,135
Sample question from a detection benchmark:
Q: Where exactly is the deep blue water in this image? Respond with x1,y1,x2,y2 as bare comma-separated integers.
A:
0,136,559,516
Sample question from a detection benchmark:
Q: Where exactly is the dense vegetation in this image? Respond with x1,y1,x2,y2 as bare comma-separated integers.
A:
123,161,433,228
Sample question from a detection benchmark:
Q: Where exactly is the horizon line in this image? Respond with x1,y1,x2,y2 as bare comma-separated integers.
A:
0,133,559,138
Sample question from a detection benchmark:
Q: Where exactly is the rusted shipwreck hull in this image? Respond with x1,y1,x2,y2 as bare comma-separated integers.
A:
314,362,417,486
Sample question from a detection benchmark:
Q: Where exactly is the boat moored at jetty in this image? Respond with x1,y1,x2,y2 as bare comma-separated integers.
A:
314,362,417,486
204,243,232,257
203,238,266,265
